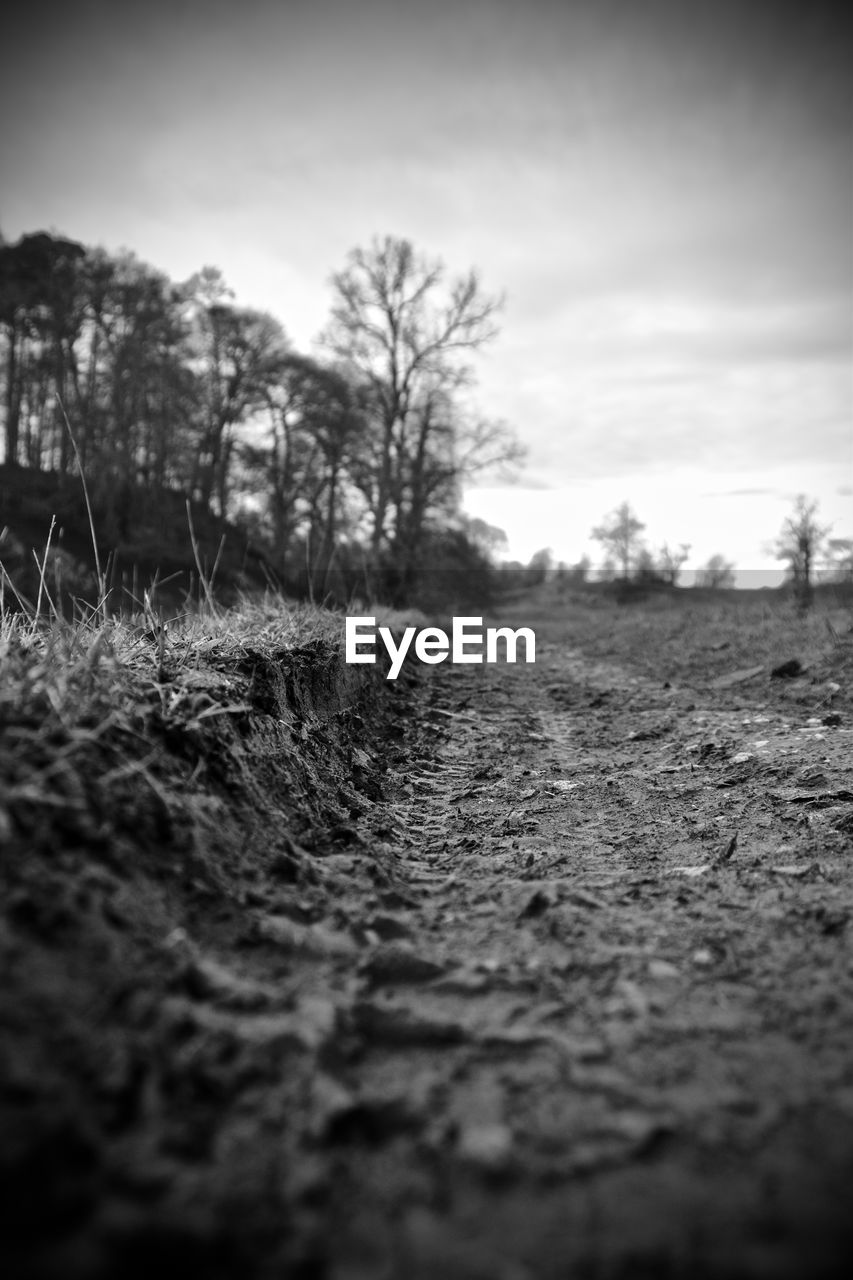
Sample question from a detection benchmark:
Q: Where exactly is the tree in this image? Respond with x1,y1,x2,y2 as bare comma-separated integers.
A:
695,554,736,589
634,547,664,585
182,268,290,515
774,495,830,610
238,353,368,597
591,502,645,580
81,250,198,512
657,542,691,586
568,555,591,583
526,547,553,586
321,235,507,596
463,516,508,562
292,361,367,599
0,231,87,469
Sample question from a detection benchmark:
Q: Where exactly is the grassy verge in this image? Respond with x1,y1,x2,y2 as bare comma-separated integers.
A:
0,595,417,864
1,590,427,1276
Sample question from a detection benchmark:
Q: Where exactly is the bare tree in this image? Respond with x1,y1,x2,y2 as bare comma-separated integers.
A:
634,546,663,584
695,554,736,589
774,494,830,611
183,268,290,515
239,354,367,595
658,542,691,586
591,502,646,580
321,235,504,567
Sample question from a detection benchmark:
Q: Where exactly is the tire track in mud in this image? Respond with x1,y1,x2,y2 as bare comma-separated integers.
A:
5,635,851,1280
326,643,853,1279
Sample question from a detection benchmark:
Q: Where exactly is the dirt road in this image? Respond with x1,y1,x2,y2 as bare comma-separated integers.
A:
3,600,853,1279
314,621,853,1278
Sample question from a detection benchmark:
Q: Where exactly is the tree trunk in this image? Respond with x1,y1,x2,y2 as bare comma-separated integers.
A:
3,323,21,465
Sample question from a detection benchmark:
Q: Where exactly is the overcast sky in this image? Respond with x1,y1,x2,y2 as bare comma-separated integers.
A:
2,0,851,578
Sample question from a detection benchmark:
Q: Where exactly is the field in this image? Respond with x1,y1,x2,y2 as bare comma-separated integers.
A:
2,585,853,1278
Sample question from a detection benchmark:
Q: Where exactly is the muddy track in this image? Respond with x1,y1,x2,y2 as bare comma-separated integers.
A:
3,626,853,1280
314,644,853,1278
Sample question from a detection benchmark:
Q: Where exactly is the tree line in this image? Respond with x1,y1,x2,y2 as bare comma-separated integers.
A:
533,497,851,607
0,230,521,605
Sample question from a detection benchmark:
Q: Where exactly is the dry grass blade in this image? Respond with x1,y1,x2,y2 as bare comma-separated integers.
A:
32,514,57,626
56,394,107,617
186,498,219,617
0,555,35,620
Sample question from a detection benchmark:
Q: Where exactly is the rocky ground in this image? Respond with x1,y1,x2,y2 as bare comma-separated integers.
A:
2,591,852,1279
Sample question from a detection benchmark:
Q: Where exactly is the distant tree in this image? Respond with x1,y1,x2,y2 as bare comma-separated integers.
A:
408,524,498,610
463,516,508,561
634,547,665,585
526,547,553,586
591,502,645,580
774,494,830,610
567,555,591,582
499,559,525,584
657,541,691,586
695,554,736,589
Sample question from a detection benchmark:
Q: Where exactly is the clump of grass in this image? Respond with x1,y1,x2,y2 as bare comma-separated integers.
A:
1,499,422,867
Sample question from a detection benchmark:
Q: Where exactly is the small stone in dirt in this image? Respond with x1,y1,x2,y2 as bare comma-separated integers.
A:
709,664,765,689
648,959,681,981
518,887,554,919
770,862,822,879
361,941,445,986
692,947,715,968
328,823,363,846
365,912,413,940
378,888,420,911
806,906,849,936
771,658,804,679
179,954,273,1009
627,726,665,741
353,1000,466,1046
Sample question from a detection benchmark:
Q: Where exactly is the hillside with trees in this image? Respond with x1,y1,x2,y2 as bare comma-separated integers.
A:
0,230,520,609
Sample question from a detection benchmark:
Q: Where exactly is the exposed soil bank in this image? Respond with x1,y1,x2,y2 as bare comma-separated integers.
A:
1,637,410,1279
2,601,853,1279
